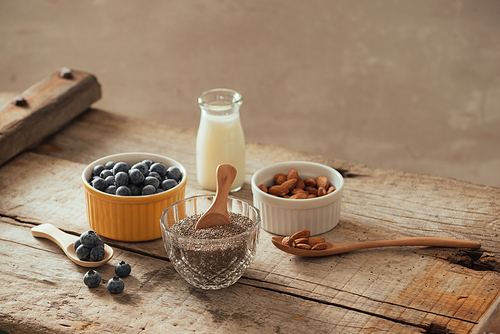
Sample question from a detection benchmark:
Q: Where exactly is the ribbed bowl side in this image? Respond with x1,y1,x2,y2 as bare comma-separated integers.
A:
254,196,342,236
85,187,186,241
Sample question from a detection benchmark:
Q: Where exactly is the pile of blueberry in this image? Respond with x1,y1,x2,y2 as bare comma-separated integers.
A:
74,230,106,262
83,261,132,294
89,159,183,196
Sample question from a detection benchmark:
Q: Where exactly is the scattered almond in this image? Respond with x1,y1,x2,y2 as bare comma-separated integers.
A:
296,244,312,250
308,237,326,247
294,238,309,245
281,236,296,247
291,229,311,239
311,243,327,250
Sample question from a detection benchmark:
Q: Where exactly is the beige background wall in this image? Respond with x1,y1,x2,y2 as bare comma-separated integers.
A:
1,0,499,186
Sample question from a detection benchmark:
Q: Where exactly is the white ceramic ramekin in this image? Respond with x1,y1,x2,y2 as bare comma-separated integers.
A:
251,161,344,236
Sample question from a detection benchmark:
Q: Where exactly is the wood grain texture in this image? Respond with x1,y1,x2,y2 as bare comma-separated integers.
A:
1,108,499,333
0,69,101,166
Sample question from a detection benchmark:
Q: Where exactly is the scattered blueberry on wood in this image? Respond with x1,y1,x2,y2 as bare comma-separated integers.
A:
107,277,125,294
90,160,182,196
115,261,132,278
83,270,102,288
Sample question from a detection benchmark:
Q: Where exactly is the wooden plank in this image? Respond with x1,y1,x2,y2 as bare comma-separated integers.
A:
0,220,420,333
1,109,499,332
0,69,101,166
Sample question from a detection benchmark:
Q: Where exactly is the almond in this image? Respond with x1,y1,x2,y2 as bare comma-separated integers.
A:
291,229,311,239
327,186,336,194
281,178,297,191
307,194,317,198
311,242,327,250
258,184,268,193
316,176,329,190
296,176,305,189
306,186,318,196
308,237,325,247
294,238,309,245
304,178,316,187
290,192,308,199
287,168,299,181
269,185,289,197
281,236,296,247
296,243,311,250
317,186,327,197
290,188,307,195
274,173,287,185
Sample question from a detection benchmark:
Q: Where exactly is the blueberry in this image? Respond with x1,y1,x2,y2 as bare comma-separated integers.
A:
76,245,91,260
105,185,117,194
142,159,153,168
113,162,130,175
166,166,182,182
142,185,156,195
116,186,131,196
104,161,115,170
80,230,99,247
100,169,113,179
150,162,167,178
104,175,115,187
93,165,105,177
74,237,81,250
115,171,129,187
148,171,162,181
91,177,106,191
90,245,105,261
156,188,164,193
161,179,177,191
83,270,101,288
115,261,132,278
107,277,125,294
129,184,142,196
144,176,160,189
132,162,149,176
129,168,145,186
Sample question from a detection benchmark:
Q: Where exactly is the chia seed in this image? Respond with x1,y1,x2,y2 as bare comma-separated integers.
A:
168,212,258,288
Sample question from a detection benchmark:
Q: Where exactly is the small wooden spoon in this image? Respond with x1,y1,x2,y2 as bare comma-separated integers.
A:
271,236,481,257
195,164,237,229
31,223,113,267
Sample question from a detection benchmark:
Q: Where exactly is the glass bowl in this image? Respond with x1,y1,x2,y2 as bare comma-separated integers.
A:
160,195,260,290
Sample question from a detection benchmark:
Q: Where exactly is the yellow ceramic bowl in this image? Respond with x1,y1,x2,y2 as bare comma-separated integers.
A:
82,152,187,241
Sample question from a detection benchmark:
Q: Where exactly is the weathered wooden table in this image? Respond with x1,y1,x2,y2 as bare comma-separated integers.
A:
1,71,499,333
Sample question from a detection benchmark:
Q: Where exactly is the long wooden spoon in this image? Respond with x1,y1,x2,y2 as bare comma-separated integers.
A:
195,164,237,229
32,223,113,267
271,236,481,257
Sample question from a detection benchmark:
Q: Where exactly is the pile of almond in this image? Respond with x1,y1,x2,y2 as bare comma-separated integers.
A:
281,229,327,250
258,168,335,199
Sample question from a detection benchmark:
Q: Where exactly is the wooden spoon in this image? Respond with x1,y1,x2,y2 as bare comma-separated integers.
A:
31,223,113,267
195,164,237,229
271,236,481,257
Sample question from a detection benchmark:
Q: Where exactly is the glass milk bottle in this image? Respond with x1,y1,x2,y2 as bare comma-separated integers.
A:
196,88,246,192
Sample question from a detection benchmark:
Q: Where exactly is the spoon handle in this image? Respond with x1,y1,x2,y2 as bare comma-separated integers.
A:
346,237,481,252
31,223,76,253
212,164,237,212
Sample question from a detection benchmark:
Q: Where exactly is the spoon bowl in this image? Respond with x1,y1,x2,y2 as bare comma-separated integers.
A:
272,236,481,257
31,223,113,267
195,164,237,229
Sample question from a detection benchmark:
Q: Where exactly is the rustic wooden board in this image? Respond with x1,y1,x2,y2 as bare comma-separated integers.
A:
1,108,499,333
0,69,101,167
